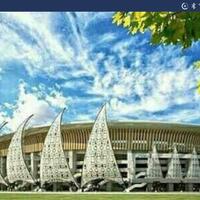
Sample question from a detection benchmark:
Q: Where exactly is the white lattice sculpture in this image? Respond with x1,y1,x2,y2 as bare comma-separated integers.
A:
187,148,200,179
40,109,78,187
0,122,8,186
6,115,35,184
147,144,163,179
81,105,124,187
166,145,182,179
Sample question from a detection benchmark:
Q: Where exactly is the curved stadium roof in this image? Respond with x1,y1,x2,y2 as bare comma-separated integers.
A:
0,121,200,156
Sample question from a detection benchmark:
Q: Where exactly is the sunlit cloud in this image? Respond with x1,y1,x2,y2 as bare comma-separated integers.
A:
0,12,200,133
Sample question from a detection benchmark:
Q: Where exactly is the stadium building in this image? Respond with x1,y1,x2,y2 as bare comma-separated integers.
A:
0,105,200,192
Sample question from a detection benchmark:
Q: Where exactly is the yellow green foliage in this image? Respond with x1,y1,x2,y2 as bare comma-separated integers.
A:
197,80,200,94
112,12,200,48
194,61,200,69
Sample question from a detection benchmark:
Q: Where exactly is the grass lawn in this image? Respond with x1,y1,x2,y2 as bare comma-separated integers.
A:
0,193,200,200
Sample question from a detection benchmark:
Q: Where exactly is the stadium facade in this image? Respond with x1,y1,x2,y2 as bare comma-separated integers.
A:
0,105,200,192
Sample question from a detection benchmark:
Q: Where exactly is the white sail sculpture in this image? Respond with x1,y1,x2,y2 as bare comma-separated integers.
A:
166,145,182,179
147,144,163,179
0,122,8,186
6,115,35,184
187,147,200,179
40,109,78,187
81,105,124,187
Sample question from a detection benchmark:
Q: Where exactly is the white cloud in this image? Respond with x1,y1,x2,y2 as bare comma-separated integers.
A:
7,82,56,130
97,33,117,44
0,110,9,126
0,82,71,132
108,61,199,122
46,90,70,108
0,12,200,127
0,12,88,78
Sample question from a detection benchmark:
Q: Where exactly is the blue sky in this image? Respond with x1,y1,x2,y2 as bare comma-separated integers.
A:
0,12,200,132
